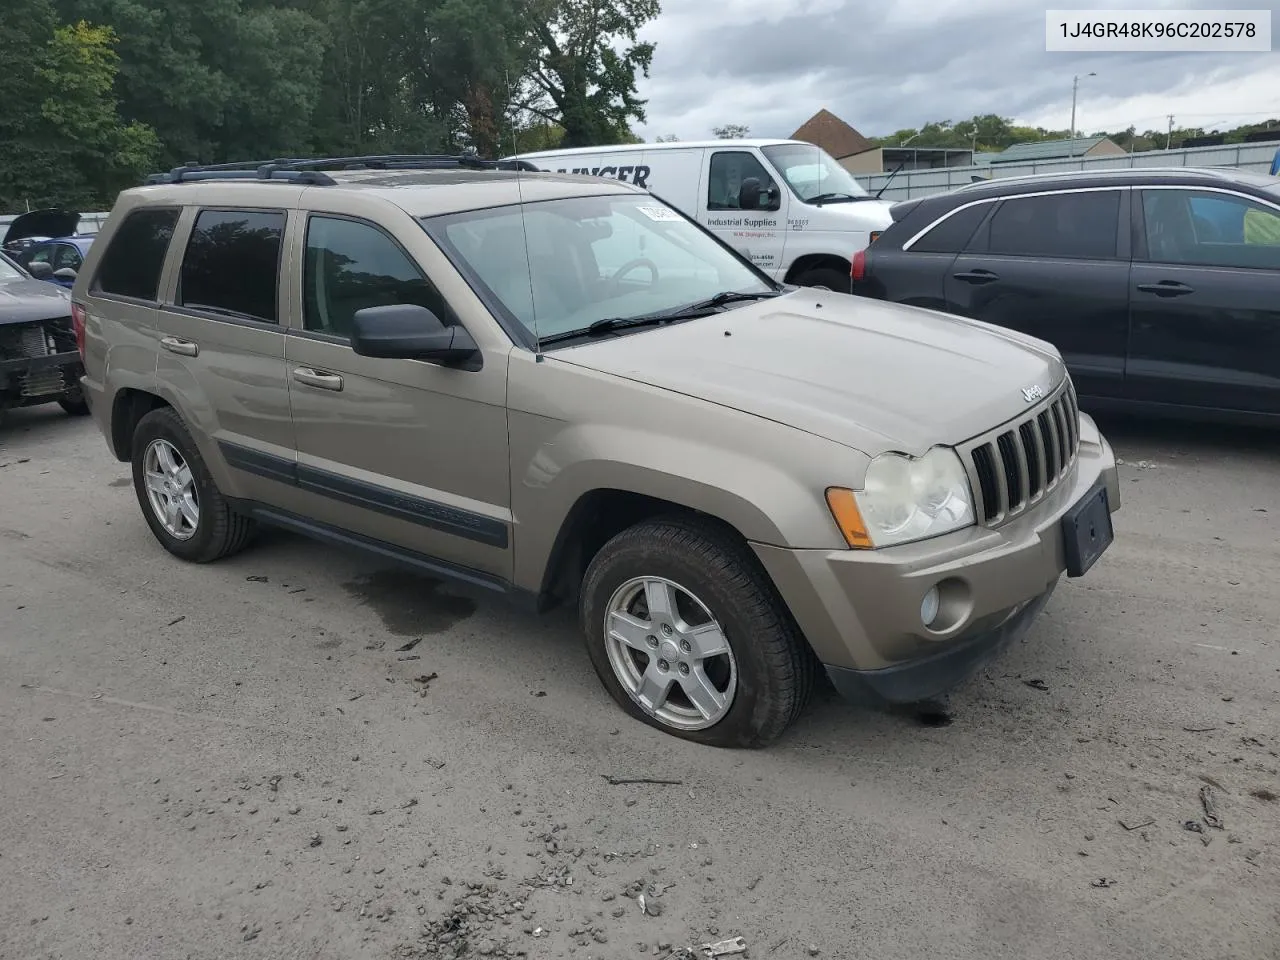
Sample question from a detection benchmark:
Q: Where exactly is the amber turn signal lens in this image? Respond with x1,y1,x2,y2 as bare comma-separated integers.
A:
825,487,874,549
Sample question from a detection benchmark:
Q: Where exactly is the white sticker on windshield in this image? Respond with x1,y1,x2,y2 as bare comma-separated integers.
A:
636,205,683,222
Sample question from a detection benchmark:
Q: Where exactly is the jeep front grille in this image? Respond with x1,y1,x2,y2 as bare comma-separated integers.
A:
961,381,1080,525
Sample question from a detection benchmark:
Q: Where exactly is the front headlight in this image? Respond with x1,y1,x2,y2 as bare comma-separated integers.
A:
826,447,975,549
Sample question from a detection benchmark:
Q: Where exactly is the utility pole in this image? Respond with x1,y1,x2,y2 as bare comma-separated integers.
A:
1167,114,1175,150
1070,72,1096,156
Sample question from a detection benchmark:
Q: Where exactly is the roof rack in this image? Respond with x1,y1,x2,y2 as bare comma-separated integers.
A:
144,154,541,186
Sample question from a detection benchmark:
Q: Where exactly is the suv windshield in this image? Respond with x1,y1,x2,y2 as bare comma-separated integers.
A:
761,143,871,203
425,194,775,346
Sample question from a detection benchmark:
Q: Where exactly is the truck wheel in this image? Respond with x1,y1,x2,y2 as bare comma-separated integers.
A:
580,516,814,747
792,267,850,292
130,407,255,563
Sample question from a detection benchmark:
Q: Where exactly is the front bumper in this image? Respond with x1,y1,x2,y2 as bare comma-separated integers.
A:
752,412,1119,705
0,350,83,406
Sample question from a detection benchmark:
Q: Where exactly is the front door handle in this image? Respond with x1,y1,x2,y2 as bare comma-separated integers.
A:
292,367,344,391
160,336,198,357
953,269,999,284
1136,280,1194,297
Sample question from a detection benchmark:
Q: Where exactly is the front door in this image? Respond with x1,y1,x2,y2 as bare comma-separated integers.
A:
1127,187,1280,416
944,187,1130,402
698,149,788,276
283,212,512,580
155,205,296,507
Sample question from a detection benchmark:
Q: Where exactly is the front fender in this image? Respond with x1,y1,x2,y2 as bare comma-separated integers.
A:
508,415,867,593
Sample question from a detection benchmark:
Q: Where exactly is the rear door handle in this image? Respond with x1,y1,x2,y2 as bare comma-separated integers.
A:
1136,281,1194,297
292,367,344,391
160,336,198,357
953,270,999,284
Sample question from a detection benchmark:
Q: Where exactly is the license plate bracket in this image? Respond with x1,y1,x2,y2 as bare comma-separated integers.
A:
1061,483,1113,578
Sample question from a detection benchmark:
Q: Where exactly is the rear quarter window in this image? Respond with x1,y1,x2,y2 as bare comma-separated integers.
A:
93,207,181,301
908,203,991,253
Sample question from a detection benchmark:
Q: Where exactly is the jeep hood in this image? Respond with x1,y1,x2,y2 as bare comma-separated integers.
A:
3,209,79,246
553,292,1066,455
0,273,73,324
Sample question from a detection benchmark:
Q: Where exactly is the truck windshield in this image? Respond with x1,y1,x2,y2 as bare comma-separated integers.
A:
424,194,775,346
761,144,872,203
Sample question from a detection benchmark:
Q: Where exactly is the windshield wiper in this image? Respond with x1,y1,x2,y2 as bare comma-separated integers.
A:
807,192,871,205
538,290,781,347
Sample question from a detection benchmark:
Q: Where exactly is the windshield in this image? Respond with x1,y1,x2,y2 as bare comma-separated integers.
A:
425,194,774,345
761,143,871,203
0,253,25,281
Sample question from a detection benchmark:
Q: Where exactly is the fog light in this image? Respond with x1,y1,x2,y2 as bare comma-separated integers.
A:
920,586,941,627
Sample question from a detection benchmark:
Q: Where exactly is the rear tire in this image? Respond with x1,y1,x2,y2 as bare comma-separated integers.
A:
131,407,256,563
792,267,851,292
580,516,814,747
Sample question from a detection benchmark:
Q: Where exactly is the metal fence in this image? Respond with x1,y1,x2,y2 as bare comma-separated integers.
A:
853,142,1280,202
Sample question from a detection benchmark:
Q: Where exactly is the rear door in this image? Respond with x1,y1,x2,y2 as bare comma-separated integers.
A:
868,201,994,308
697,148,788,277
154,205,297,507
1127,186,1280,416
945,187,1130,401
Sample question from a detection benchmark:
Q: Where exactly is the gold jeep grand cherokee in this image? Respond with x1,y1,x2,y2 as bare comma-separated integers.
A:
72,155,1120,747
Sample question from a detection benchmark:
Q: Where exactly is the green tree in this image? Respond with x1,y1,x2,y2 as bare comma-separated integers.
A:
52,0,326,166
712,123,749,139
522,0,659,147
0,3,156,212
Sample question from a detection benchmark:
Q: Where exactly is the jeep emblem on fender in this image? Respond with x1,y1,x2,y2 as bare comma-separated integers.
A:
1022,384,1044,403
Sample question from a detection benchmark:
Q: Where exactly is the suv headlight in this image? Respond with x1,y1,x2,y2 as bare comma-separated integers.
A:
826,447,975,549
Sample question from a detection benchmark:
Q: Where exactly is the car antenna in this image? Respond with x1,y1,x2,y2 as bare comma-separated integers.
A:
505,68,544,363
875,161,906,199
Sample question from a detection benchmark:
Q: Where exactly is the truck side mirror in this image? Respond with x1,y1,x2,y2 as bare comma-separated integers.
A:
739,177,780,212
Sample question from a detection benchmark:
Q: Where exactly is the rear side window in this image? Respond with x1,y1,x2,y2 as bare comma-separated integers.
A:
988,190,1120,259
910,203,990,253
178,209,285,323
94,207,180,301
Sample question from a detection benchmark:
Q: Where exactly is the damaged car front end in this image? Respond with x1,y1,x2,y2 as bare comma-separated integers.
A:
0,250,88,425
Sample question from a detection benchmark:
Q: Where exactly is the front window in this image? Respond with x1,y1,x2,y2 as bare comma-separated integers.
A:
1141,189,1280,268
761,143,871,204
426,194,774,346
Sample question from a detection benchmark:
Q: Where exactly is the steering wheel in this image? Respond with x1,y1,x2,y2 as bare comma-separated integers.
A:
608,257,659,288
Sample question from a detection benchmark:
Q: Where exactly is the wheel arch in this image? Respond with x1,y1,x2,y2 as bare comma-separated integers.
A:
784,252,852,286
109,388,171,461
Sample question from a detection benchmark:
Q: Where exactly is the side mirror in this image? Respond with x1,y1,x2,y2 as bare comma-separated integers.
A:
350,304,481,370
54,267,78,281
27,261,54,279
738,178,781,212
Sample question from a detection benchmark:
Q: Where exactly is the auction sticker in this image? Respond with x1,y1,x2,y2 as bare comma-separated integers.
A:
636,205,684,222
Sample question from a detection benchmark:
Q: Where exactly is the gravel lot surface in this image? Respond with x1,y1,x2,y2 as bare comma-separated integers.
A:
2,406,1278,960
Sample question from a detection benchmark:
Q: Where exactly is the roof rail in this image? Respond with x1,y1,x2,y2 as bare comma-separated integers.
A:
144,154,541,186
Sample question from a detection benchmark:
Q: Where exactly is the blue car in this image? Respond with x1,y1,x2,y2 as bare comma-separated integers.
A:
19,235,95,287
2,209,94,287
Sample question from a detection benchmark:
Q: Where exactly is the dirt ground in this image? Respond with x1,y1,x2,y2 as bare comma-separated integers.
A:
2,405,1278,960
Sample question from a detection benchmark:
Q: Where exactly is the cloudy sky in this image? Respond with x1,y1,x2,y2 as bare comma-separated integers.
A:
632,0,1280,141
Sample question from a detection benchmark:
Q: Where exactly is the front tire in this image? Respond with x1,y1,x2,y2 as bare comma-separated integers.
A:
131,407,256,563
58,385,90,416
580,516,814,747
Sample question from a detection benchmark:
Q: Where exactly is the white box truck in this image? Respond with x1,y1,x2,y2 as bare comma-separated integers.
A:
507,139,894,289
